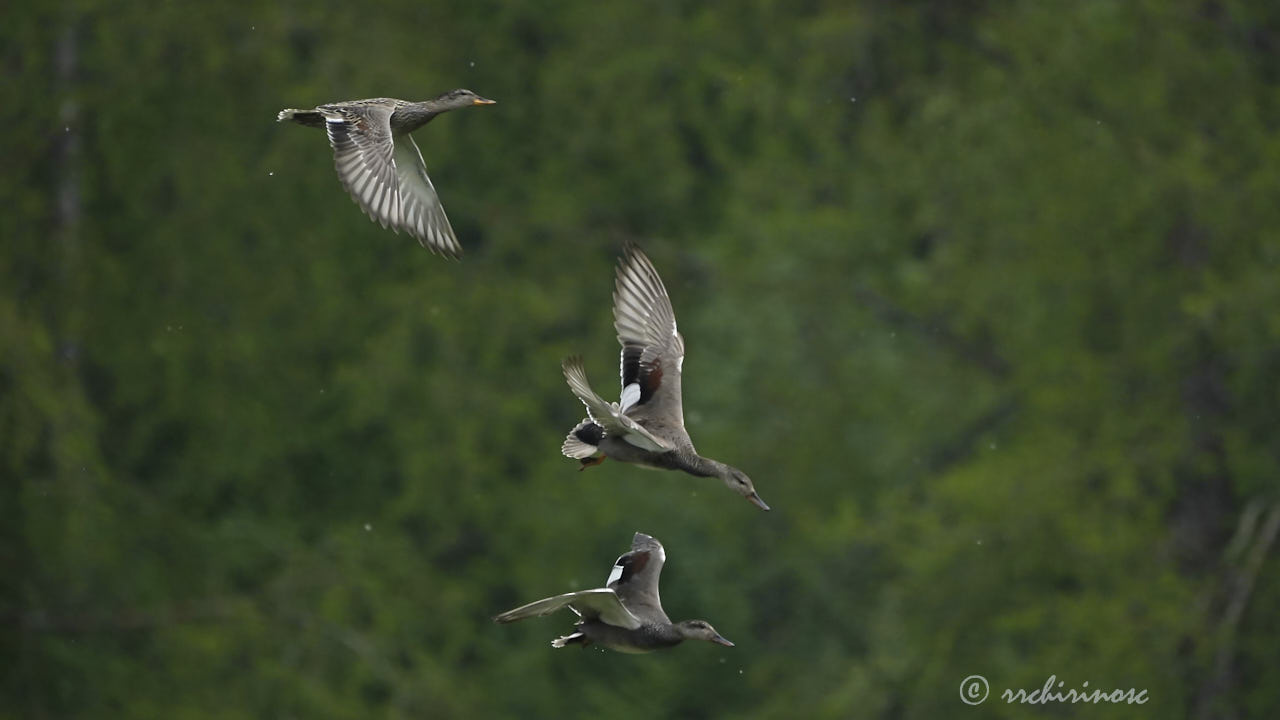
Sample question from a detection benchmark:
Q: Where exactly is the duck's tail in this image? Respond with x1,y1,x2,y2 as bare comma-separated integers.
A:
562,419,603,460
277,108,326,129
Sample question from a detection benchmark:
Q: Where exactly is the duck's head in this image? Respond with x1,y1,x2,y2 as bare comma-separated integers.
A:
718,465,770,511
677,619,735,647
435,88,497,109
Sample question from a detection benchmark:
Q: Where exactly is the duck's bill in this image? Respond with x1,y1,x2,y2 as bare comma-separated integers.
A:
710,634,735,647
746,492,770,511
473,97,497,105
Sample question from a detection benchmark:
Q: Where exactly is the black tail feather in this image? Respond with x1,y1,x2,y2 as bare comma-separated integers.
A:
574,422,604,446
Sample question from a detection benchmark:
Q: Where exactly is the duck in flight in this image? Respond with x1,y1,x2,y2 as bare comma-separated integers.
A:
493,532,735,653
277,89,495,258
561,245,770,511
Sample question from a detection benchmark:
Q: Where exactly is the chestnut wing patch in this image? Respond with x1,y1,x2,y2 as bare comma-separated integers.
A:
607,550,652,587
620,344,664,408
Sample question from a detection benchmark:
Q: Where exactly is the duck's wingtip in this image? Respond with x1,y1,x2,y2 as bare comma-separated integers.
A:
417,235,463,260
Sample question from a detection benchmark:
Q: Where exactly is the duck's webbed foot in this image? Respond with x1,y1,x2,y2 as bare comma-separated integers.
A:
552,631,591,648
578,454,607,470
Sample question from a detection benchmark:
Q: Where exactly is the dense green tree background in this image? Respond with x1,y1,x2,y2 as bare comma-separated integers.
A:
4,0,1278,717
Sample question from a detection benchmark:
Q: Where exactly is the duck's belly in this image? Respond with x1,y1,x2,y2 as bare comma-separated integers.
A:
581,621,674,653
605,643,659,654
598,437,677,470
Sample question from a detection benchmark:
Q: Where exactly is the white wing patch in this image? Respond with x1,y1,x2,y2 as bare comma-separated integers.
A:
606,557,625,587
619,383,641,413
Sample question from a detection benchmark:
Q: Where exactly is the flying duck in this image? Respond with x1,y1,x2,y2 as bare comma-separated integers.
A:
561,246,770,511
277,89,495,258
494,532,735,653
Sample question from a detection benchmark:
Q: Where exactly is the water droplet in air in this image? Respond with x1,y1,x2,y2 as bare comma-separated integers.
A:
268,171,274,176
364,523,372,532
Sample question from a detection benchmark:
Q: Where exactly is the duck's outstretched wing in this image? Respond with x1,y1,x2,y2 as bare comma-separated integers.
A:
492,588,642,630
605,532,669,623
319,101,461,258
613,246,686,426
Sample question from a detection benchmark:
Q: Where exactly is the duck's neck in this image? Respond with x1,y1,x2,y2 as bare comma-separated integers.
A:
644,623,686,647
390,102,443,132
679,452,725,479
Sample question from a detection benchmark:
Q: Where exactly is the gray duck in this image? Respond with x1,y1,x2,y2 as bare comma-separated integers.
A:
561,246,770,511
278,89,495,258
493,532,735,653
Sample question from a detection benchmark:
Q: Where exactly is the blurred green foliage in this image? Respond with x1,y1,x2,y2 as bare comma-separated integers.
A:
4,0,1279,718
